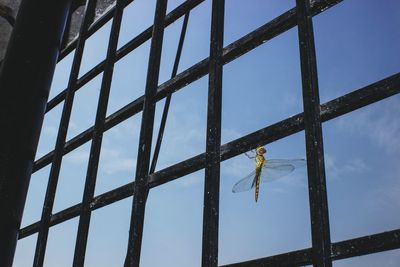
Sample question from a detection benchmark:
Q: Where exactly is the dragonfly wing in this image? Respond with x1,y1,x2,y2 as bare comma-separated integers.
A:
265,159,306,168
232,170,256,193
259,164,295,183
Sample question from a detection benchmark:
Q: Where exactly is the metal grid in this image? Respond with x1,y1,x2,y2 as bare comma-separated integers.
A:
12,0,400,266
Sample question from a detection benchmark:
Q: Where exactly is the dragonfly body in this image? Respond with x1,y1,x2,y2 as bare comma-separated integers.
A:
232,146,306,202
254,154,266,202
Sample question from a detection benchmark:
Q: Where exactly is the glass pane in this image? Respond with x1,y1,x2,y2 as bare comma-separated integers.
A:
84,198,132,266
314,0,400,103
178,1,211,72
141,171,204,267
117,0,157,49
13,234,37,267
35,103,63,160
20,165,50,228
49,50,75,99
43,218,79,267
95,114,141,196
154,76,208,171
66,73,102,141
324,95,400,242
79,20,112,77
222,27,302,144
224,0,295,45
107,40,150,116
219,133,310,265
53,142,90,213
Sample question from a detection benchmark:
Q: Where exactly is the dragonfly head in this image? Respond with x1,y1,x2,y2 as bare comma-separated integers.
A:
256,146,266,155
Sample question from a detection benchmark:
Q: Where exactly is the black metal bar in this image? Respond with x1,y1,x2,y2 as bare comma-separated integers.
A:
8,0,397,265
19,182,135,239
296,0,331,266
59,0,125,60
149,11,190,174
19,73,400,241
331,229,400,260
47,0,205,114
45,0,339,115
72,0,125,266
221,229,400,266
0,0,72,265
33,0,342,175
221,248,312,267
148,72,400,187
32,1,97,266
202,0,224,266
124,0,168,266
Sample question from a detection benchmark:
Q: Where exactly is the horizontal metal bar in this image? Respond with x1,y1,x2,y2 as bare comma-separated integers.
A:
22,72,400,240
331,229,400,260
23,214,399,266
149,73,400,187
220,229,400,266
34,0,342,173
19,182,135,239
46,0,205,113
220,248,312,267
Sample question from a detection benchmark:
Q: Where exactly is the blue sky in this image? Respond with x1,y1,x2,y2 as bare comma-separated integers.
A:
13,0,400,266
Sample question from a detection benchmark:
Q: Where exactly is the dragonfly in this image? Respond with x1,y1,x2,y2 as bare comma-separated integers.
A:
232,146,306,202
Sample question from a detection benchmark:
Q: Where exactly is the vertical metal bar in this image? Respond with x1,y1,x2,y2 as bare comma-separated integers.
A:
0,0,72,266
72,1,125,266
296,0,332,266
124,0,168,266
149,11,190,174
32,1,97,266
202,0,224,266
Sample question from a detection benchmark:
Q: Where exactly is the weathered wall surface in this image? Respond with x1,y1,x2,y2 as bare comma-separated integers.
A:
0,0,21,61
0,0,116,61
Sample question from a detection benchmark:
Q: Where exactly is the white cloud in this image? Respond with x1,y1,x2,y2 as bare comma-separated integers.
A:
324,153,369,181
99,147,137,175
43,125,58,135
175,173,203,188
103,158,136,175
369,165,400,211
221,128,243,144
336,98,400,154
64,148,90,165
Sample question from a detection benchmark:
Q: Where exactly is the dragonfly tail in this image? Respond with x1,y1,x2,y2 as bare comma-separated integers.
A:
255,173,260,202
